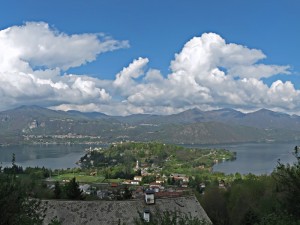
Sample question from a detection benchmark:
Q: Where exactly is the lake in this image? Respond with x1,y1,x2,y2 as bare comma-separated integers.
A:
0,144,87,169
212,142,298,175
0,142,298,174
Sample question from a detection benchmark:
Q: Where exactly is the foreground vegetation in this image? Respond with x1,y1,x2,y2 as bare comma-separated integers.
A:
199,147,300,225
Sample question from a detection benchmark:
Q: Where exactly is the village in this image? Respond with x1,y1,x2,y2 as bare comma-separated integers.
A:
48,142,233,202
73,160,197,201
46,159,210,224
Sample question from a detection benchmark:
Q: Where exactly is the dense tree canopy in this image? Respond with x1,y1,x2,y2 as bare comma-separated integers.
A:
200,147,300,225
272,146,300,220
64,177,84,200
0,174,44,225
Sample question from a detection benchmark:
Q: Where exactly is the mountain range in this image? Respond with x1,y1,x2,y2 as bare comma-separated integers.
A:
1,105,300,145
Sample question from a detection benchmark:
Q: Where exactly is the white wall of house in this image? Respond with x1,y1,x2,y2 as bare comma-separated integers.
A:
143,211,150,222
145,193,155,204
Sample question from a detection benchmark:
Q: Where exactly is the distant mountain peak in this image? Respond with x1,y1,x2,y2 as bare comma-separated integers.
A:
212,108,241,113
255,108,273,113
180,108,203,114
67,110,106,115
16,105,45,110
251,108,287,116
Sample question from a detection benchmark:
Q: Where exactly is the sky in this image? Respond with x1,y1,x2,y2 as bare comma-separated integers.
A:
0,0,299,115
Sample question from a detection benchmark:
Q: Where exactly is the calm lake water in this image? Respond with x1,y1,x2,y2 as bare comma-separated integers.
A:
0,145,87,169
212,142,298,175
0,142,298,174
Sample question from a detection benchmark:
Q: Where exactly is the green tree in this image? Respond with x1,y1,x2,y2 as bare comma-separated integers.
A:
10,153,22,175
200,186,229,225
123,186,132,199
12,153,16,167
240,208,259,225
0,175,44,225
255,212,300,225
273,147,300,220
53,181,61,199
135,169,142,176
225,176,277,225
142,175,156,184
64,177,84,200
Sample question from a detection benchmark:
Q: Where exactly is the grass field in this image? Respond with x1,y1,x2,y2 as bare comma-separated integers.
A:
103,178,125,183
52,173,105,183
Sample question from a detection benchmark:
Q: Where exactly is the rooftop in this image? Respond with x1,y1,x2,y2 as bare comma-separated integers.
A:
42,195,211,225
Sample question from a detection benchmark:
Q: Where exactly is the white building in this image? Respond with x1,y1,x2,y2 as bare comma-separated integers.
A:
145,189,155,205
143,209,150,222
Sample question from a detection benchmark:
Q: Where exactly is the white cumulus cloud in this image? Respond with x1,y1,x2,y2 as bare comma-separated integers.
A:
0,22,128,110
104,33,297,115
0,22,129,71
0,23,299,115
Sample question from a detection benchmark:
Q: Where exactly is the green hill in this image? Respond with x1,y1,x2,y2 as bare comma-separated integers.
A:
1,105,300,145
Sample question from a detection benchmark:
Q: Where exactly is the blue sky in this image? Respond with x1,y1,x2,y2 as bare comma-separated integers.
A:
0,0,299,115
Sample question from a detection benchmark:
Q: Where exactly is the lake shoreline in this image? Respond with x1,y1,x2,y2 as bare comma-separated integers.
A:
0,142,298,174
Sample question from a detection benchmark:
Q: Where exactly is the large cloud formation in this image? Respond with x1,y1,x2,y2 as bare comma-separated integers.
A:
0,22,128,109
0,22,298,115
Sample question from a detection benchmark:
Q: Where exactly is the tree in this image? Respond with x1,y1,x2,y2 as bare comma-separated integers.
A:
123,186,132,199
11,152,16,165
273,147,300,220
135,169,142,176
167,177,175,185
240,208,259,225
53,181,61,199
200,186,229,225
293,146,300,160
11,153,18,176
142,175,156,184
256,212,300,225
0,174,44,225
64,177,84,200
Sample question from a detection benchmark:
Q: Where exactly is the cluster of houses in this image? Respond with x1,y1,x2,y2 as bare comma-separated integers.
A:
72,160,193,201
47,159,216,223
77,172,191,201
131,160,190,185
54,156,231,203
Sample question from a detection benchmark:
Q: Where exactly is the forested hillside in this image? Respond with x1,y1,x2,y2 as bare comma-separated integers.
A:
1,106,300,145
